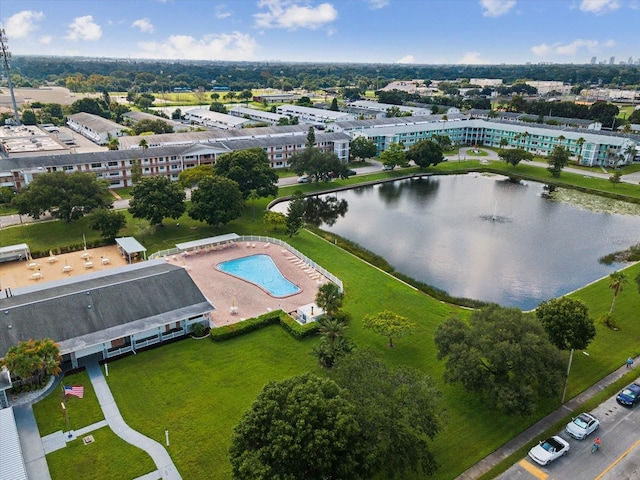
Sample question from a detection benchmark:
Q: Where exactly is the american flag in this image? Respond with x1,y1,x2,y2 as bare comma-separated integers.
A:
64,385,84,398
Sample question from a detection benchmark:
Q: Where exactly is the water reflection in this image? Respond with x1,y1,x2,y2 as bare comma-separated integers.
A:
304,196,348,227
317,174,640,310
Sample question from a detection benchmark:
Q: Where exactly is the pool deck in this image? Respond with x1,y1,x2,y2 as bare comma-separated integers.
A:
159,241,324,326
0,241,324,327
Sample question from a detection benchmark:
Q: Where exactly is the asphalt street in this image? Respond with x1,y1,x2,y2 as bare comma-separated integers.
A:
496,382,640,480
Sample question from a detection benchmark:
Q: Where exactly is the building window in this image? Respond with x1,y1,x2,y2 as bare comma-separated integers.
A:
108,161,118,167
91,163,101,168
64,166,74,171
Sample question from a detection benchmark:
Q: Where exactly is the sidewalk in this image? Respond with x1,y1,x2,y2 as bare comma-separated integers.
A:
455,360,639,479
85,361,182,480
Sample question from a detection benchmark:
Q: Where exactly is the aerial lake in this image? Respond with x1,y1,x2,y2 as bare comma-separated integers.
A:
303,174,640,310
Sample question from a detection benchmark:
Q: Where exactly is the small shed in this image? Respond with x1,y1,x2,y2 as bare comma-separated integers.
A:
0,244,31,264
296,303,325,325
115,237,147,263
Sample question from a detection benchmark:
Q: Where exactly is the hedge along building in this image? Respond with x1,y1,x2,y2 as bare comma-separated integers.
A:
0,261,214,371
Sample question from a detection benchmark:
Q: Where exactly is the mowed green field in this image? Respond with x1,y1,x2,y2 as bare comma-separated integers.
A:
32,225,640,479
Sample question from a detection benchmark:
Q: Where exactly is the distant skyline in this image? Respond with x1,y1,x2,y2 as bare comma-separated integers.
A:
1,0,639,65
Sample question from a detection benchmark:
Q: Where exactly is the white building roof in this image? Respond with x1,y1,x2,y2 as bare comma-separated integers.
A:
67,112,125,134
0,407,28,480
184,108,250,128
277,105,351,121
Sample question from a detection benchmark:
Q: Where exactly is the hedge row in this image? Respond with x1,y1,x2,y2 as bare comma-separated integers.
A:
210,310,319,342
30,239,112,259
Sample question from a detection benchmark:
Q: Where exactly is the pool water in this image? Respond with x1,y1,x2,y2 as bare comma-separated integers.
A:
216,254,301,297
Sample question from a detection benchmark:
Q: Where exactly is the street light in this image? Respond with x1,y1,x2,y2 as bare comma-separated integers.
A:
562,349,589,403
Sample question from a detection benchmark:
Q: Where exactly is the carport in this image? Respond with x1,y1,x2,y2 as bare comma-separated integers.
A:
0,244,31,264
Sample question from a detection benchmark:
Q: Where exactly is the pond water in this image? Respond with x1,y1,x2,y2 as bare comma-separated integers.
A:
309,174,640,310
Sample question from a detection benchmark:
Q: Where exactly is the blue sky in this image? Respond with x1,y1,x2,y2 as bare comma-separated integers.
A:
1,0,638,64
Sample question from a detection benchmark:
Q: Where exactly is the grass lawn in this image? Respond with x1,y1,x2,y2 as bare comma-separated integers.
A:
46,427,156,480
15,161,640,479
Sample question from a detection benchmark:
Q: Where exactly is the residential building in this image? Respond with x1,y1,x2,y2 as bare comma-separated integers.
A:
0,261,214,369
67,112,127,145
183,108,252,130
228,106,285,126
276,104,353,125
346,100,432,117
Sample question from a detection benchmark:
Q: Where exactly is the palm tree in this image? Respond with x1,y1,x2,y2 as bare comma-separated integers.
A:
521,131,530,148
499,138,508,150
315,282,344,318
247,189,260,221
576,137,585,164
623,144,637,163
609,271,628,314
557,135,566,147
138,138,149,152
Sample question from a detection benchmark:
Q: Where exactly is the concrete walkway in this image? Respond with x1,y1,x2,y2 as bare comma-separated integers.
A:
456,359,640,479
85,361,182,480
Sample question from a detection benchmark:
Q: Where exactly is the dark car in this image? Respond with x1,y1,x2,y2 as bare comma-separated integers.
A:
616,383,640,407
347,169,357,176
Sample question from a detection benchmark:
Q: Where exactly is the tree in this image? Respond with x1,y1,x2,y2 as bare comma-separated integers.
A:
331,350,443,478
188,176,243,226
349,136,377,161
178,164,214,188
209,102,228,114
536,297,596,351
128,175,186,226
88,208,126,241
132,118,173,135
313,316,353,368
608,271,628,314
499,148,533,168
315,282,344,318
21,109,37,125
107,136,120,150
547,145,570,178
435,305,565,415
609,171,622,186
2,339,61,388
575,136,586,162
431,134,452,151
229,374,368,480
214,148,278,199
12,171,111,222
238,89,253,104
499,138,509,149
285,191,306,237
130,158,142,185
133,92,155,109
363,310,415,348
69,97,109,117
263,210,286,230
406,140,444,168
379,142,407,170
306,126,316,148
329,98,339,111
0,186,15,205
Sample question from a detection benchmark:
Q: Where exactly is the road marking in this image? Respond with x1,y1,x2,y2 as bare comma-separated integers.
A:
518,459,548,480
595,437,640,480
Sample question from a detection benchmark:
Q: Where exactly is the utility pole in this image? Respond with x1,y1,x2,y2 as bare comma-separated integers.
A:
0,30,21,126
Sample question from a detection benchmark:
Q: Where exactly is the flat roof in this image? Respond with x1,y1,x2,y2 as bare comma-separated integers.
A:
116,237,147,254
0,244,30,255
176,233,240,251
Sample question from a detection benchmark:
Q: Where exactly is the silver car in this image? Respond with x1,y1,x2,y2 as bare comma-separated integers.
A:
565,412,599,440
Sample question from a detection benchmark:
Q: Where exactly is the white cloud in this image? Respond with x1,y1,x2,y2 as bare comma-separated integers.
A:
3,10,44,39
579,0,620,14
216,4,233,18
132,18,154,33
39,36,52,44
65,16,102,41
531,38,614,56
397,54,414,64
137,31,257,60
458,51,485,64
254,0,338,30
366,0,389,9
480,0,516,17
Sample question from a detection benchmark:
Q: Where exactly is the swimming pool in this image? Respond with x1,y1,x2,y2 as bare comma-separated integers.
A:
216,254,301,297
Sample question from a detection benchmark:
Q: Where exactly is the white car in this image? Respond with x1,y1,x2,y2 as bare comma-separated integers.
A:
565,413,600,440
528,435,570,466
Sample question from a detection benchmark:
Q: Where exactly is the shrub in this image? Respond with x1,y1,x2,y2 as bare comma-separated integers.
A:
210,310,318,342
600,312,619,330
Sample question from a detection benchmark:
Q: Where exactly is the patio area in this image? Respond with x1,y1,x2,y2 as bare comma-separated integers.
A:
162,241,326,327
0,245,129,291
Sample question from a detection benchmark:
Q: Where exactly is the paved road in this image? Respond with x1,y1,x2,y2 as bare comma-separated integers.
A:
495,380,640,480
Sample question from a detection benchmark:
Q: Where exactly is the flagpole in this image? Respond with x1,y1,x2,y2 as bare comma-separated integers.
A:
61,401,71,438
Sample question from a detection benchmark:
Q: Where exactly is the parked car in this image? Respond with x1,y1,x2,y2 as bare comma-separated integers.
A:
382,164,394,171
528,436,570,466
616,383,640,407
565,413,600,440
297,176,310,183
347,169,357,176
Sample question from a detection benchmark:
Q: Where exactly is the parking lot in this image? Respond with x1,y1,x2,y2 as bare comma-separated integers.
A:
496,383,640,480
